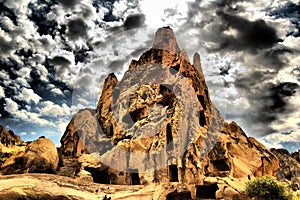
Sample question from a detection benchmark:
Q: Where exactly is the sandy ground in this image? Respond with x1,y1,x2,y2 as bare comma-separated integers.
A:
0,173,157,200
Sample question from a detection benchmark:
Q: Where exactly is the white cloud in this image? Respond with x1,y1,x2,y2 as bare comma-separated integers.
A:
16,88,42,104
16,67,31,79
30,132,37,135
51,88,64,96
40,101,71,117
15,77,30,88
34,64,49,82
20,132,27,136
4,98,19,113
0,86,5,98
259,129,300,151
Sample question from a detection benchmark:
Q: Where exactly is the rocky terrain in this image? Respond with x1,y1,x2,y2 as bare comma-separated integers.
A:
0,27,299,200
271,148,300,190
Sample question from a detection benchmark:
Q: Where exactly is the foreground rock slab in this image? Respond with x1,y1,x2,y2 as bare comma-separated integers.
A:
0,174,156,200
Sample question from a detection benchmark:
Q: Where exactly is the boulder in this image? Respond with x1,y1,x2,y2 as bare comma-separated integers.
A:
2,137,59,174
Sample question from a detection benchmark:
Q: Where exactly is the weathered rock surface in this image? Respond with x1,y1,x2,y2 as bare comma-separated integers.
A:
271,148,300,189
0,125,21,147
60,109,106,156
2,137,59,174
292,150,300,163
60,27,281,199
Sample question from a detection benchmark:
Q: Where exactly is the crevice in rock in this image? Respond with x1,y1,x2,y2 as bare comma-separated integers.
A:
198,110,206,127
166,123,174,151
197,94,206,110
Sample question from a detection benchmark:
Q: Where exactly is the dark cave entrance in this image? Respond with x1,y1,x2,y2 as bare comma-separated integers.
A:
130,169,140,185
85,167,109,184
169,165,179,182
197,95,206,110
196,183,219,199
167,191,192,200
166,123,174,151
212,160,230,171
129,107,148,122
198,110,206,127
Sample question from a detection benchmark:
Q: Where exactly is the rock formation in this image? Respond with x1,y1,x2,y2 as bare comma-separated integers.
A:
2,137,59,174
271,148,300,189
0,125,22,147
59,27,280,199
292,150,300,163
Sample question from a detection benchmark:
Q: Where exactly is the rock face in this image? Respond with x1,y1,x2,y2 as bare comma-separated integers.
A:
2,137,59,174
271,148,300,189
60,109,104,156
292,150,300,163
60,27,280,199
0,125,22,147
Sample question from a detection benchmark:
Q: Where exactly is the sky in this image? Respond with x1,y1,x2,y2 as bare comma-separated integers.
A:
0,0,299,152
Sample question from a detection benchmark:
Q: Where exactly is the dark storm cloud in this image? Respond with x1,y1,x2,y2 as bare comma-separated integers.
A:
234,73,299,135
30,58,72,106
0,2,17,25
50,56,71,68
269,2,300,37
28,1,58,37
123,14,145,30
56,0,81,8
74,48,90,64
66,18,88,40
108,58,129,72
217,12,280,52
0,36,15,54
184,0,300,138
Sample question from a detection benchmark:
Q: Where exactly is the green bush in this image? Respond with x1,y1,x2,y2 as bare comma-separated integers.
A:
245,176,291,200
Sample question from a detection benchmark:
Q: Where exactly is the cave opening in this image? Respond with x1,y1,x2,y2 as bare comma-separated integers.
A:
198,110,206,127
85,167,109,184
129,169,140,185
169,165,179,182
196,183,219,199
166,123,174,151
159,84,175,107
167,191,192,200
212,160,230,171
197,95,206,110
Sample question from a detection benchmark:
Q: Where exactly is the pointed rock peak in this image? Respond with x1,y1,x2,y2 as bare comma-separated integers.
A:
193,52,203,74
152,26,180,54
105,73,118,83
180,49,190,62
101,73,118,94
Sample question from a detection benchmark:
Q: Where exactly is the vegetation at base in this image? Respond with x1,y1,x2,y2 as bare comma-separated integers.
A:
245,176,292,200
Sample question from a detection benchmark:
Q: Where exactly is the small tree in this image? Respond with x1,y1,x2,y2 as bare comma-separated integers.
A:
245,176,291,200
